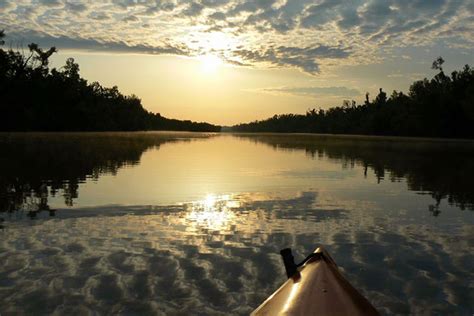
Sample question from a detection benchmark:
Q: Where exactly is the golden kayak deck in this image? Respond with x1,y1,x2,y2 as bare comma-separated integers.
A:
251,247,379,316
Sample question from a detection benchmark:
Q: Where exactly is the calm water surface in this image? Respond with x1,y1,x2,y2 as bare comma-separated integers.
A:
0,132,473,315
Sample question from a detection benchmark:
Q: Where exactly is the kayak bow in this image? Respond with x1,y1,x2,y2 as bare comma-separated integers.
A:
251,246,379,316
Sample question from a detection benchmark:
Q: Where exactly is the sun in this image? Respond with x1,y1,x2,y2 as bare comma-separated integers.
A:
200,55,223,74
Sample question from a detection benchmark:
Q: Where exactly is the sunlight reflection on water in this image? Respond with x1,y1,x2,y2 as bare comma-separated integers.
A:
186,194,238,233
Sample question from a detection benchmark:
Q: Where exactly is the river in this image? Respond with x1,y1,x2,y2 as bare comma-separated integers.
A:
0,132,473,315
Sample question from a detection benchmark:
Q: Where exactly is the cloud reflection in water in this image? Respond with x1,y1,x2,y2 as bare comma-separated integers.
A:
1,191,472,315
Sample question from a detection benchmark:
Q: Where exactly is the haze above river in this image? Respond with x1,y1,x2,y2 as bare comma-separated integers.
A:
0,132,473,315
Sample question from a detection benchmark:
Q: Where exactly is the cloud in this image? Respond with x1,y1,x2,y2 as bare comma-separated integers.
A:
38,0,62,8
201,0,231,8
0,0,14,9
122,15,139,23
233,45,351,74
65,2,88,14
337,6,361,30
181,2,205,17
7,31,191,56
300,0,342,29
208,11,226,21
0,0,472,75
260,86,361,98
140,1,177,15
89,12,111,20
228,0,278,16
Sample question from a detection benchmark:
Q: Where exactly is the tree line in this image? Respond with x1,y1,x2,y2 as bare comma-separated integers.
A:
0,31,221,132
232,57,474,139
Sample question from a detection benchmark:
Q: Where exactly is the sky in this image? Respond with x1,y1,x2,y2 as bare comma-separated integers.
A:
1,0,474,125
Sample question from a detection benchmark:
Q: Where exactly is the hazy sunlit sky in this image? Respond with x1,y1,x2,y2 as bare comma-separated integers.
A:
1,0,474,125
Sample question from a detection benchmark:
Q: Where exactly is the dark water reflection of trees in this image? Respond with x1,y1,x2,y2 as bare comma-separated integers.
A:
0,132,210,218
1,133,473,219
236,134,474,211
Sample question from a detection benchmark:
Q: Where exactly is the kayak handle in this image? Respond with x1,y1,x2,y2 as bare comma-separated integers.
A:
280,248,323,278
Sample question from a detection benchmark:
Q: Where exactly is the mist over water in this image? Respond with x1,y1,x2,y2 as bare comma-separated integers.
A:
1,132,473,315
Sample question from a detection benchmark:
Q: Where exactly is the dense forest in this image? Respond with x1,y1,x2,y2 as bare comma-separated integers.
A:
233,58,474,139
0,31,220,132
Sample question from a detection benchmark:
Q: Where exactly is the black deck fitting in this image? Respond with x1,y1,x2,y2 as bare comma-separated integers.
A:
280,248,324,278
280,248,298,278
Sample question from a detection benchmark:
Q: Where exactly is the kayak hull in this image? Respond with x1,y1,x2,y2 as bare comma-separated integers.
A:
251,247,379,316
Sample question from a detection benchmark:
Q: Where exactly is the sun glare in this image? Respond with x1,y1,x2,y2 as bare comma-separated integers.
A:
200,55,223,74
185,194,238,232
204,194,217,208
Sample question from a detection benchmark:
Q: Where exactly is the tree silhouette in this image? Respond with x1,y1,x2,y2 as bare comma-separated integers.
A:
0,31,221,132
432,56,445,72
27,43,57,67
63,57,80,80
374,88,387,105
233,58,474,139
